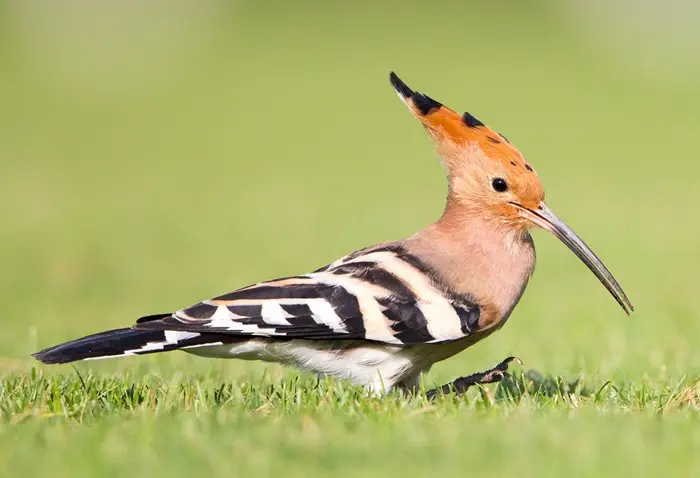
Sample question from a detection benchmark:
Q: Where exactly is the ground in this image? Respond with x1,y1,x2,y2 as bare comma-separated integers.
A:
1,2,700,477
3,371,700,476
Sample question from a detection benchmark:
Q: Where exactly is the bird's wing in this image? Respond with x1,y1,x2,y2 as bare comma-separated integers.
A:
134,244,481,345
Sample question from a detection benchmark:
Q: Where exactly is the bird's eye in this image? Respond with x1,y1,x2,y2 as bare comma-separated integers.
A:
491,177,508,193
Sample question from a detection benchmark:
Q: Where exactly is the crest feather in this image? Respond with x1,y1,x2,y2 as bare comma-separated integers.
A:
389,72,524,164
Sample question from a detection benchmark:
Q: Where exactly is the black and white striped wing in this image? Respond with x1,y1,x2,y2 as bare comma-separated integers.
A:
134,245,481,345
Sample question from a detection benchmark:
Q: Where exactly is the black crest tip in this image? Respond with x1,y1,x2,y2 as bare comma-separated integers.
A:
412,94,442,115
389,72,442,115
462,112,484,128
389,71,413,99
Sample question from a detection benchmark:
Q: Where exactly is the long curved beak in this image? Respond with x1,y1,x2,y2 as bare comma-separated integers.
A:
512,202,634,315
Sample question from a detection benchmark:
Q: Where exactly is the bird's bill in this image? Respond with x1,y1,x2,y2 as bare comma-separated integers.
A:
513,202,634,315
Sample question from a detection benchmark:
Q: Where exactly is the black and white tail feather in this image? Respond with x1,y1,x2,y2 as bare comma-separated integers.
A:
33,243,482,392
32,327,242,364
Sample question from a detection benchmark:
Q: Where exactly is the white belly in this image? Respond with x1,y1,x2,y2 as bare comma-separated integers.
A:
185,337,473,393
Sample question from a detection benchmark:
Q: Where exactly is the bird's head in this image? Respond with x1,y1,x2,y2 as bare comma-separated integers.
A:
390,72,633,314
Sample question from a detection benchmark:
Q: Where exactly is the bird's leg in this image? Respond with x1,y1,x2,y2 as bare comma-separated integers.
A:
425,356,521,400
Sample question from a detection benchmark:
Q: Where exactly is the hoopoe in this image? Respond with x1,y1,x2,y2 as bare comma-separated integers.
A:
33,73,633,397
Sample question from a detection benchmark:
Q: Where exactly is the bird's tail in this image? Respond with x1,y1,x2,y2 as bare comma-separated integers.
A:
32,328,234,364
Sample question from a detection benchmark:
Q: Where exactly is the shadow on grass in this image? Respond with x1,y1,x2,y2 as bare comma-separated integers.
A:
493,368,596,402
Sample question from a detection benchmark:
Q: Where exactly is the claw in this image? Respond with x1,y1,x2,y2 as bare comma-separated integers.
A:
498,356,523,369
425,356,523,400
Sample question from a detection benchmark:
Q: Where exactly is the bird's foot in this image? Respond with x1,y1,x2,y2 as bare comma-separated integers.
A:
425,356,522,400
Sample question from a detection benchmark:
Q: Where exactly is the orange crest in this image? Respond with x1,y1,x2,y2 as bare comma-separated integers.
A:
389,72,545,213
389,72,526,167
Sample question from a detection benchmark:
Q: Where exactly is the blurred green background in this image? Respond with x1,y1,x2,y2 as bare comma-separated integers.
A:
1,0,700,476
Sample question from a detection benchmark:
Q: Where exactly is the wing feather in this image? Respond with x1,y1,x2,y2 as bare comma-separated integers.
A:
134,244,481,345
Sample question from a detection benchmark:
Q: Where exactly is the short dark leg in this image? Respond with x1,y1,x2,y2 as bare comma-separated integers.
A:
425,356,521,400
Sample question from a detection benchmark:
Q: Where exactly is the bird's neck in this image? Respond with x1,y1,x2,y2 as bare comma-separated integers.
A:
405,207,536,327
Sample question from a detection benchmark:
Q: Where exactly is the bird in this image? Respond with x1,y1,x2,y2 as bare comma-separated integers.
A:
32,72,633,398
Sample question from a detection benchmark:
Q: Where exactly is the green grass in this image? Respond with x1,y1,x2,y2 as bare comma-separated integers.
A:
2,1,700,477
3,371,700,477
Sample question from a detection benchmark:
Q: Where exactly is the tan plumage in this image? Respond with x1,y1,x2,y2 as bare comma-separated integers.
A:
32,72,633,397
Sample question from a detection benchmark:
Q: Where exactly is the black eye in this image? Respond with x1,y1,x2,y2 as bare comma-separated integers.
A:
491,177,508,192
